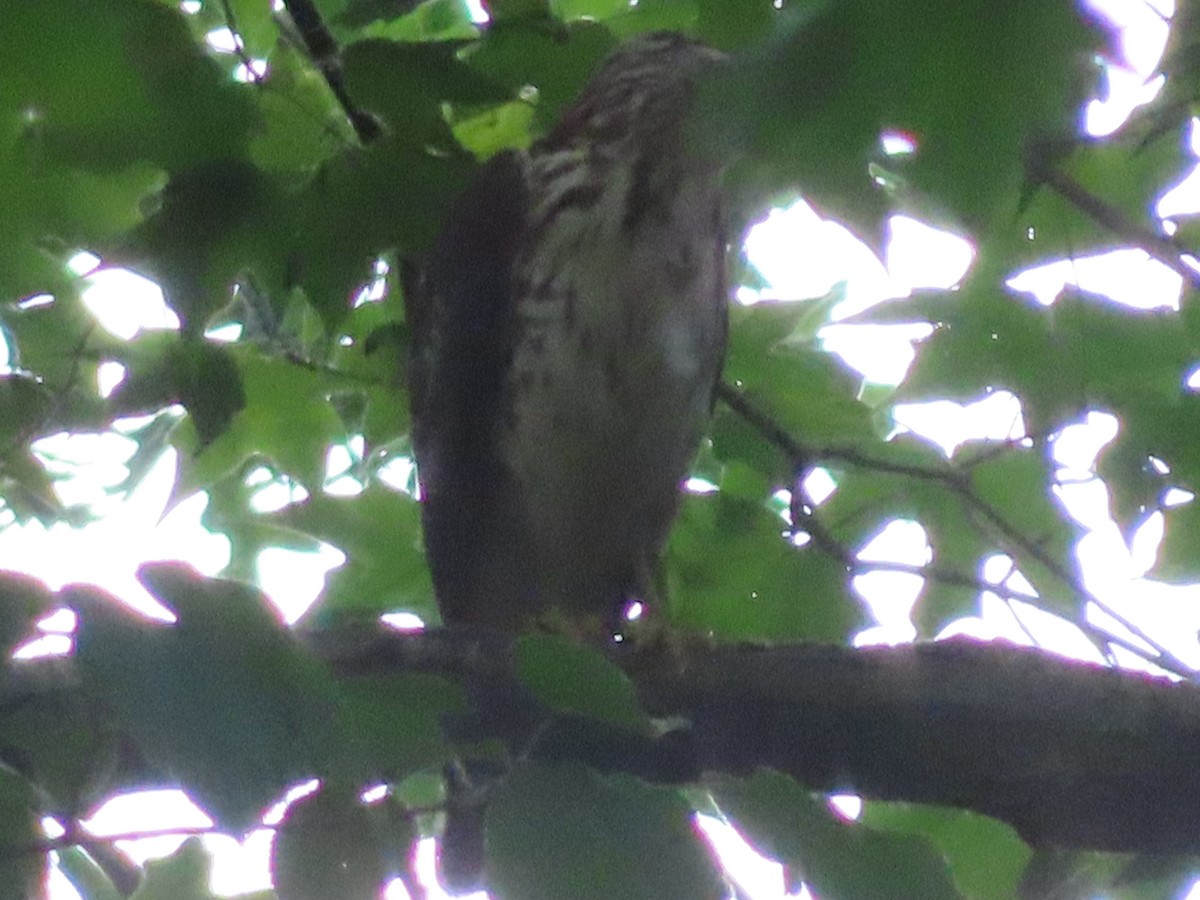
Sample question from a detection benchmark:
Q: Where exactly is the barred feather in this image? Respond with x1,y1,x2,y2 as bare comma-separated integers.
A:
409,32,728,634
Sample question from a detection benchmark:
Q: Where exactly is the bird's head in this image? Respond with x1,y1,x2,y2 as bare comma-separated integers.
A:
536,32,727,161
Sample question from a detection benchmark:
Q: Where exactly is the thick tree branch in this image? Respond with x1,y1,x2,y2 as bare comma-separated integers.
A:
10,628,1200,855
315,627,1200,854
631,637,1200,852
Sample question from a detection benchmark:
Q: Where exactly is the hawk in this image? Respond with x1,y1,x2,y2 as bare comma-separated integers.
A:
407,32,728,636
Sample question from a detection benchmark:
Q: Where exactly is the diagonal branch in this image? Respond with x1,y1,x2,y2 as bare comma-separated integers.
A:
278,0,383,144
1024,144,1200,291
716,381,1198,678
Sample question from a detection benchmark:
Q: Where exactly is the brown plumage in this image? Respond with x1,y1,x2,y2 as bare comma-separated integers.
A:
407,32,728,636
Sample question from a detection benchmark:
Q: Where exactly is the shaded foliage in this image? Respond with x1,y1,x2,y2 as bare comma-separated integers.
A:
2,0,1198,898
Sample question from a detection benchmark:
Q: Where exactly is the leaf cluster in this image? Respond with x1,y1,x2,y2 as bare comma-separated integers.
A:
1,0,1199,898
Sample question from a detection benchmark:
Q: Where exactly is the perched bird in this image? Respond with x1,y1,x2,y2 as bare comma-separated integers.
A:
407,31,728,638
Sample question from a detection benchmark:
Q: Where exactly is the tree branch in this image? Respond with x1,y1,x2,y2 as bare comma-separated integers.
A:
632,637,1200,853
11,625,1200,855
1024,143,1200,291
715,381,1197,678
311,627,1200,854
278,0,383,144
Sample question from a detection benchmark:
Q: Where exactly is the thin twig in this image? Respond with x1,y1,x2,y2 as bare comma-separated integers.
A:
8,825,209,861
959,489,1194,673
715,380,809,467
279,0,382,144
718,381,1198,679
1031,158,1200,291
212,0,354,150
217,0,265,86
17,795,450,861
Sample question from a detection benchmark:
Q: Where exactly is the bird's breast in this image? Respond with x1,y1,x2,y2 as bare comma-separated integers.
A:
501,165,725,611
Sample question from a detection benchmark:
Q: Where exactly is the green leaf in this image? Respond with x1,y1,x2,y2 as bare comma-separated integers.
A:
912,495,987,636
110,335,246,446
271,789,389,900
291,139,467,328
451,101,538,160
108,160,286,331
464,22,619,132
872,283,1196,446
706,8,888,244
171,341,246,446
869,284,1055,406
1107,854,1200,900
0,570,53,658
1151,500,1200,583
709,771,961,900
514,634,649,731
0,0,252,301
0,673,117,814
0,768,44,899
550,0,629,22
0,447,69,524
1006,126,1190,271
724,303,875,447
337,673,465,778
217,0,279,59
0,373,52,449
174,349,347,497
695,0,775,50
665,493,860,641
1016,848,1129,900
271,485,435,624
2,0,257,173
343,40,511,150
105,331,184,416
485,762,725,900
477,0,551,23
1,285,98,401
200,467,325,584
878,1,1100,235
814,437,989,637
130,838,214,900
1095,432,1165,546
1094,393,1200,579
709,405,790,484
728,299,825,357
712,0,1104,241
860,804,1030,900
249,42,347,173
71,566,344,831
606,0,699,38
327,289,411,448
55,845,124,900
961,442,1084,619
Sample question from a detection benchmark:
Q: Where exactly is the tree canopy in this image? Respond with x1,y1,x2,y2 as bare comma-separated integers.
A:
3,0,1200,898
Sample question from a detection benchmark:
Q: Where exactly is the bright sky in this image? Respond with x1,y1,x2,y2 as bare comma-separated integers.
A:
9,0,1194,897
